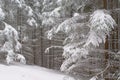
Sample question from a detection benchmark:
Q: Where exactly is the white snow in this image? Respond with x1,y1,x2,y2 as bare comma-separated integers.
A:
0,64,74,80
0,8,5,21
27,17,38,27
73,13,80,17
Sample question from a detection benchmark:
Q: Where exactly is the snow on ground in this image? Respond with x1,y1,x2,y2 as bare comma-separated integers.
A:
0,64,74,80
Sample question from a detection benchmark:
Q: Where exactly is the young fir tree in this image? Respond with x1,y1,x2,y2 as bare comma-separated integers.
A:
44,0,120,80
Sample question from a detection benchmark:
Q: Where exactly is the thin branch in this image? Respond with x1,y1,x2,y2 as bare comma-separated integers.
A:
96,61,110,76
90,48,116,55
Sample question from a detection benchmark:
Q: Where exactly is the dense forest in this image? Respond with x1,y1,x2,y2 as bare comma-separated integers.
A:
0,0,119,80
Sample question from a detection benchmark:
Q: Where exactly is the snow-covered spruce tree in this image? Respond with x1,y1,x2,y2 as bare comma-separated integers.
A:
45,0,119,79
0,22,26,64
0,0,51,64
0,1,27,63
0,0,50,64
0,0,39,64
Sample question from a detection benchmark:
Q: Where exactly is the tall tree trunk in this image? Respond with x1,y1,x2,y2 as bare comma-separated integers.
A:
103,0,109,62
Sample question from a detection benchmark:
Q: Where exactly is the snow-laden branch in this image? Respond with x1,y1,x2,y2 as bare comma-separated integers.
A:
45,46,63,53
84,10,116,47
55,14,88,34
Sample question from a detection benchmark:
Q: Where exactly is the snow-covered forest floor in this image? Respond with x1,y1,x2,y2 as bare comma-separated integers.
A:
0,63,74,80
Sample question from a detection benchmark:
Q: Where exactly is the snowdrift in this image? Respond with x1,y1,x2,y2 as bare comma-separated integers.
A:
0,64,74,80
